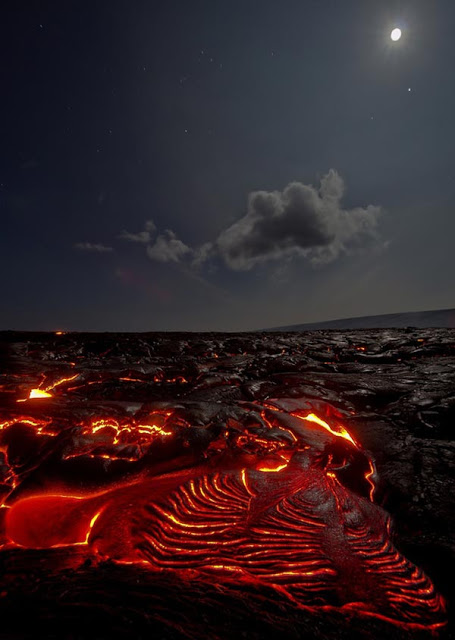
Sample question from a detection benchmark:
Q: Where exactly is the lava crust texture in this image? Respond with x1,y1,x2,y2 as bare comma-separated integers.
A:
0,329,452,639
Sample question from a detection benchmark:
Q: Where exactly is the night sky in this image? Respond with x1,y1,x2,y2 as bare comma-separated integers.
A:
1,0,454,331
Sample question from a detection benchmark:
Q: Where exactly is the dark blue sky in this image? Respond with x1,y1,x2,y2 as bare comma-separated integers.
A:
1,0,454,331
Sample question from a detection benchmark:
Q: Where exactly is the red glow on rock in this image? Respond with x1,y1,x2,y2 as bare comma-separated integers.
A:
292,411,357,447
5,496,103,548
0,386,446,630
16,374,79,402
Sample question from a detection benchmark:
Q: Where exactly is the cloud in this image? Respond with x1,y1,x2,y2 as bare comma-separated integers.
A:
74,242,114,253
146,229,192,263
119,220,156,244
116,171,383,273
192,241,215,269
215,170,382,270
117,219,195,263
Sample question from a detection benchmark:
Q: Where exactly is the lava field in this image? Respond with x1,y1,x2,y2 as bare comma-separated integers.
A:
0,329,453,639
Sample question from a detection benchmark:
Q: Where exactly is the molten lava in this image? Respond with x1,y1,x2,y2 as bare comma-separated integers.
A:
0,379,446,630
29,388,52,399
16,374,79,402
294,411,358,447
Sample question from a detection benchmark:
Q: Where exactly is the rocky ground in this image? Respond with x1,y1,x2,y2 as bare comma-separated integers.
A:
0,328,453,639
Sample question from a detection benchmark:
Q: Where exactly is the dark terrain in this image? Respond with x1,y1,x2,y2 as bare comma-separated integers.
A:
267,308,455,331
0,329,454,639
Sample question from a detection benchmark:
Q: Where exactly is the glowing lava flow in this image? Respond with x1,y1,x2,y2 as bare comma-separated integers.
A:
29,388,52,399
17,374,79,402
0,403,446,629
292,411,357,447
0,417,52,433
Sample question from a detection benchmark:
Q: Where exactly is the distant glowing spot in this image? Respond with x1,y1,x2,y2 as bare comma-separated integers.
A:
391,28,402,41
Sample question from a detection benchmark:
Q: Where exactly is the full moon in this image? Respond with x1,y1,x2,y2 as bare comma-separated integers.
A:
391,28,402,41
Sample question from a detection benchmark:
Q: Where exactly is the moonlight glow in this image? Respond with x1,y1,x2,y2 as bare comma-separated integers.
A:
391,28,402,41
